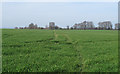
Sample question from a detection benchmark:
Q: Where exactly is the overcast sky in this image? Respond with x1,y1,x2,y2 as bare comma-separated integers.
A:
2,0,120,2
2,2,118,28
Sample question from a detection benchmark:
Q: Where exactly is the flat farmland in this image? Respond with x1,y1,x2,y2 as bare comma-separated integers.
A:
2,29,118,72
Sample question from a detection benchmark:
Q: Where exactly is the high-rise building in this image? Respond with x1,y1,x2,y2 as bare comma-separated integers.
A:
73,21,95,29
49,22,55,29
98,21,112,30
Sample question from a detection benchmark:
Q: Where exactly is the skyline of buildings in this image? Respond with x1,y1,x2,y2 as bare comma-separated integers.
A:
15,21,120,30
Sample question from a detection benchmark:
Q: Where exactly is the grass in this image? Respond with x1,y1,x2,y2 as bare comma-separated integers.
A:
2,29,118,72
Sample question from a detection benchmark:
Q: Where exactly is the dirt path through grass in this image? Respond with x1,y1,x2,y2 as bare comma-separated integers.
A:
62,34,72,42
53,30,58,40
53,30,83,71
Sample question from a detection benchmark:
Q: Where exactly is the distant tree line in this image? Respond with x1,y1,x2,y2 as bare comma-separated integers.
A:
15,21,120,30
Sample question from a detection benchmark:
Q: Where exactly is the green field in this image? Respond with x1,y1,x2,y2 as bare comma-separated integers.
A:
2,29,118,72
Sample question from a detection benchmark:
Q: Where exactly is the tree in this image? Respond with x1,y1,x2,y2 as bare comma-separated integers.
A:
41,27,44,29
70,27,74,30
29,23,34,29
67,26,69,30
34,24,38,29
55,26,59,29
15,27,18,29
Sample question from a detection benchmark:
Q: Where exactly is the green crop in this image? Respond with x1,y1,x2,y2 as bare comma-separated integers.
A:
2,29,118,72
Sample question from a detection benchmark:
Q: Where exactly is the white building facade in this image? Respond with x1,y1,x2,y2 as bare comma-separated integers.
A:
98,21,112,30
73,21,95,29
